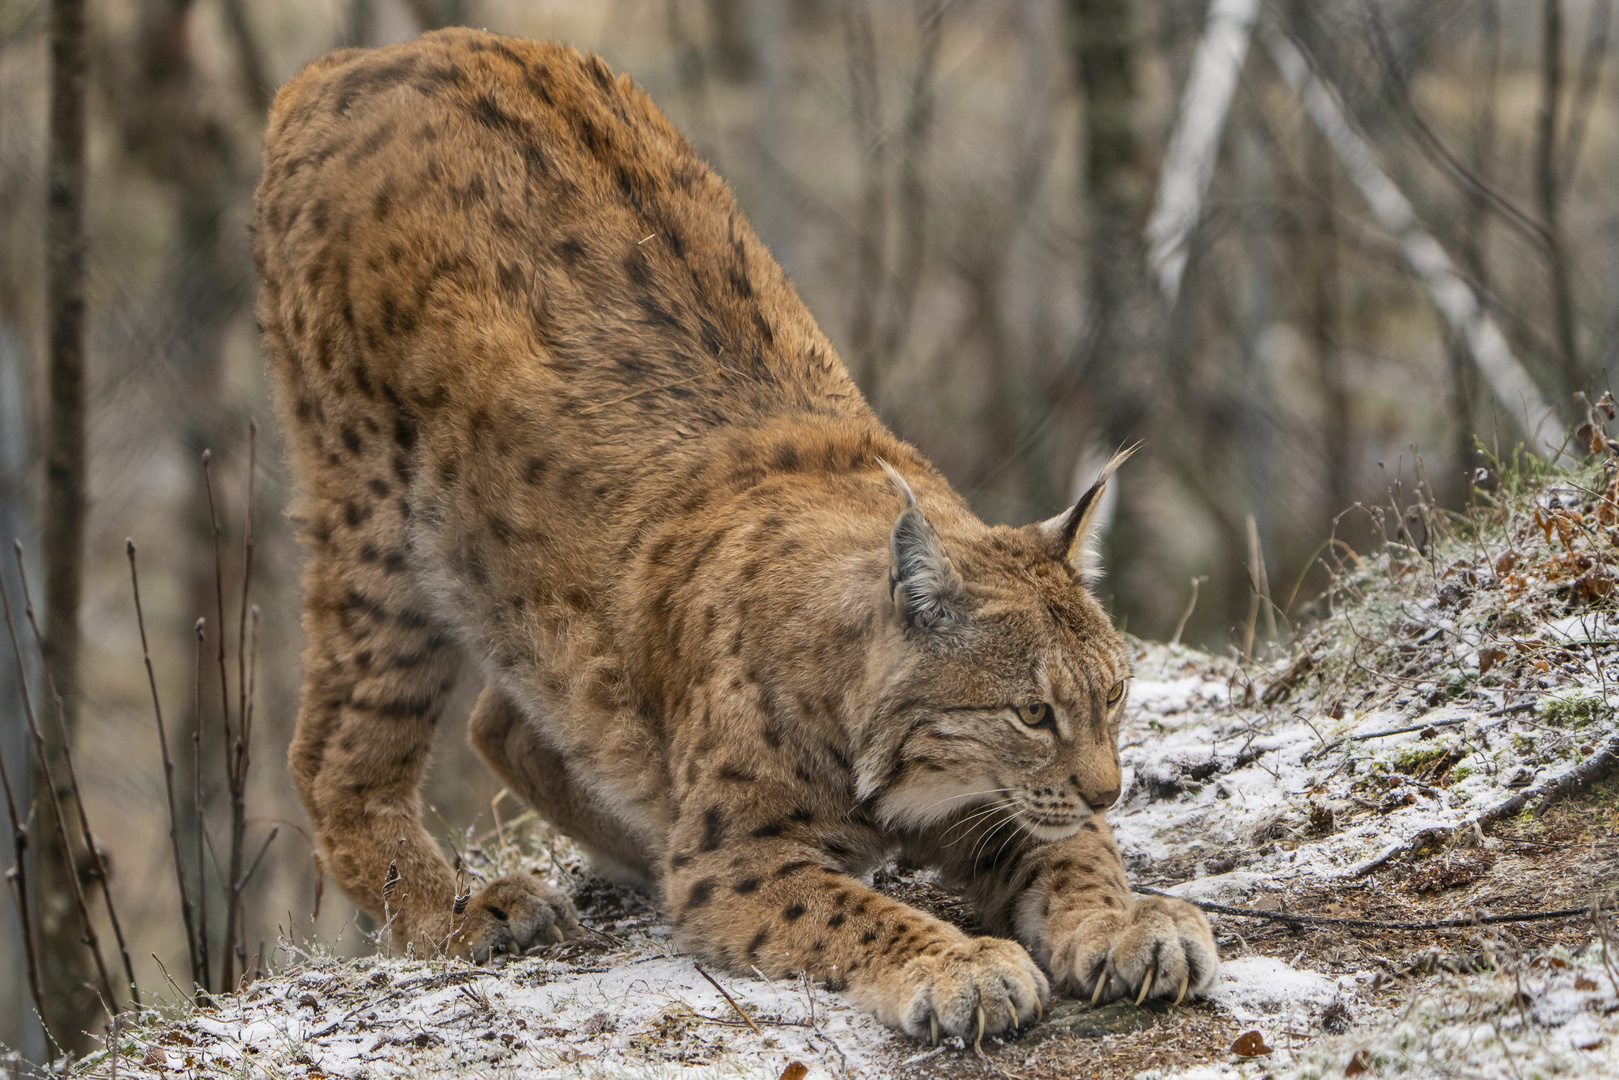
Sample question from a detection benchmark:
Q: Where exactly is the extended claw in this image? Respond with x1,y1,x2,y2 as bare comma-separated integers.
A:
1005,995,1017,1032
1135,963,1156,1006
1090,974,1106,1008
1174,971,1189,1007
545,923,566,945
1034,997,1043,1024
929,1016,938,1045
975,1005,985,1044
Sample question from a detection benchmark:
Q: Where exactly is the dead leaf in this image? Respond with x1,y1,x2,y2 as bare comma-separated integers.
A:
1576,975,1599,991
1231,1030,1272,1057
1495,550,1519,575
778,1063,810,1080
1478,647,1507,675
1345,1048,1375,1076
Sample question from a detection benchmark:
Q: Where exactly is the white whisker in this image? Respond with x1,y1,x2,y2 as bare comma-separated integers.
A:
940,802,1011,843
969,810,1021,865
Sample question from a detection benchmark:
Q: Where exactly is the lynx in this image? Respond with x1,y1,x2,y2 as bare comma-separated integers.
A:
254,28,1216,1040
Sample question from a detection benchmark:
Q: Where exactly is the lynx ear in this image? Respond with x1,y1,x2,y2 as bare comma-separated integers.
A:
879,460,962,629
1037,445,1138,575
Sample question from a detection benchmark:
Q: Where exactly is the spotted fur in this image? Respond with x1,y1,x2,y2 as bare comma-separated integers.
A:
255,29,1215,1038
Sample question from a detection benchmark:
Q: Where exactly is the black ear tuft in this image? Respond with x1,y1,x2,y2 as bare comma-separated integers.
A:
1035,444,1138,576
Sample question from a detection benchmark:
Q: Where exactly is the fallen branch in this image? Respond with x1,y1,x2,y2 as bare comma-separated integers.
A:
1136,886,1597,931
693,961,761,1035
1302,702,1539,764
1352,731,1619,875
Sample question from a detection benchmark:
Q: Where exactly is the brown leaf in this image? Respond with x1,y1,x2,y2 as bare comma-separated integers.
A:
1576,975,1599,991
1477,647,1507,675
778,1064,810,1080
1345,1049,1374,1076
1231,1030,1272,1056
1495,550,1519,575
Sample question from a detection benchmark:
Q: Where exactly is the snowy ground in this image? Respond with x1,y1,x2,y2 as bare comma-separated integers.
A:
75,466,1619,1078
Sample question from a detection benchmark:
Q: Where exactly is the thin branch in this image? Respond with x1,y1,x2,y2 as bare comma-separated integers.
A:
127,539,203,993
0,556,117,1013
1535,0,1583,396
0,579,49,1048
1137,886,1598,931
693,961,762,1035
1557,0,1611,194
14,545,139,1009
192,618,210,994
876,0,943,366
1362,3,1553,254
217,0,272,114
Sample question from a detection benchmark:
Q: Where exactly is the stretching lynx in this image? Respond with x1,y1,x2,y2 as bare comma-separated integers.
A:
255,29,1216,1039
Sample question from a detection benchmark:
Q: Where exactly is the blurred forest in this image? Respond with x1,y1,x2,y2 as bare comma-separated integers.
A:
1,0,1617,1063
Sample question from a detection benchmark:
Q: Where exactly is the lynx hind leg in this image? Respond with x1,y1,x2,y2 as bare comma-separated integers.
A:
468,683,653,889
289,533,465,953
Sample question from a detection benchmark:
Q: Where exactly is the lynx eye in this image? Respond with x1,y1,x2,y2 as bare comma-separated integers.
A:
1015,702,1054,729
1106,681,1124,706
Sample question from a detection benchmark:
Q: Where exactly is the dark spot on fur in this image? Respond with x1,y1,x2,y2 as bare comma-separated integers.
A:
735,878,759,895
700,806,726,851
470,92,523,138
687,879,715,909
782,904,805,922
773,860,814,878
751,823,783,839
827,913,845,928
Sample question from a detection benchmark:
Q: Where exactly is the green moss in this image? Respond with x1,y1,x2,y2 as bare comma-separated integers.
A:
1394,744,1452,772
1539,692,1610,730
1452,766,1473,782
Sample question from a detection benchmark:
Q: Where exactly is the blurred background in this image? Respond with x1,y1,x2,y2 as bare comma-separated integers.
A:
1,0,1616,1061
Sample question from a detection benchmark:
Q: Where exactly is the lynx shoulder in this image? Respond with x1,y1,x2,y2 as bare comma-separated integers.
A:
254,28,1215,1038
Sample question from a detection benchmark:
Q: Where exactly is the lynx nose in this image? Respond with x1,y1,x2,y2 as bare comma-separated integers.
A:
1082,787,1119,811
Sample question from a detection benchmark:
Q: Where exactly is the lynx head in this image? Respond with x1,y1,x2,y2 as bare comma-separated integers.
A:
858,451,1135,843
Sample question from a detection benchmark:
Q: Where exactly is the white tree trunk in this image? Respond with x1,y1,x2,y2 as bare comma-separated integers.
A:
1145,0,1261,305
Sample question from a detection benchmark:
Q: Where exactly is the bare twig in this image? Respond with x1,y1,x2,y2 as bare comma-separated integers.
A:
877,0,942,367
1535,0,1583,397
0,579,49,1049
1,559,118,1013
192,619,210,997
1557,0,1611,194
1300,706,1535,763
128,540,203,993
842,0,884,395
224,427,259,989
693,961,761,1035
1170,576,1207,648
14,545,139,1008
1136,885,1597,931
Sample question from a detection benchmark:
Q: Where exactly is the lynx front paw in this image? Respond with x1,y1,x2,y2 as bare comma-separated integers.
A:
451,874,581,962
1052,896,1217,1007
864,937,1048,1043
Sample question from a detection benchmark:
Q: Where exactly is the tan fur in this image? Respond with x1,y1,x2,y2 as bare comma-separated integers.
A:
254,29,1215,1037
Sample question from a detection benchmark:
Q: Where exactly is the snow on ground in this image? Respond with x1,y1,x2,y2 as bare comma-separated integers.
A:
80,466,1619,1078
82,630,1619,1079
120,940,902,1079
